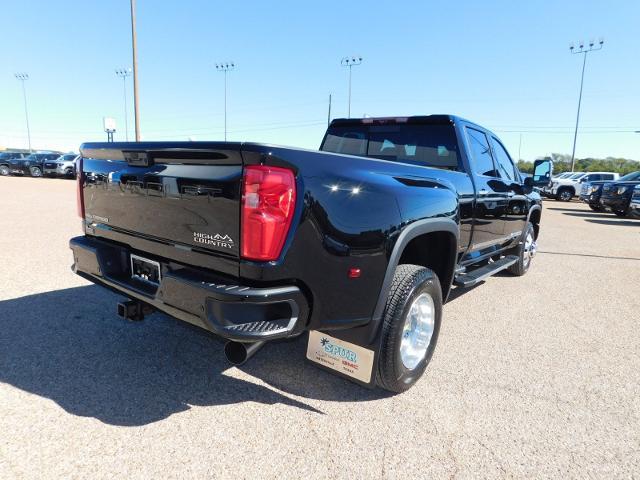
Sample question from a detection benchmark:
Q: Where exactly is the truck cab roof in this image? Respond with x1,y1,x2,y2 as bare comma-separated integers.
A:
330,114,476,128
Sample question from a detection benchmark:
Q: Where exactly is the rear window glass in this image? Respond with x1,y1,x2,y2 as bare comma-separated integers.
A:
322,124,460,170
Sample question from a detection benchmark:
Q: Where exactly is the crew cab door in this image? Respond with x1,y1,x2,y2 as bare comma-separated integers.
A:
464,126,508,250
488,136,527,241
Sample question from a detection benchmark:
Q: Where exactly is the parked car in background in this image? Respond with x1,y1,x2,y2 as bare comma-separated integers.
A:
0,152,28,176
629,185,640,218
600,171,640,217
552,172,574,180
542,172,584,199
579,181,610,211
9,152,61,177
44,153,78,177
543,171,618,201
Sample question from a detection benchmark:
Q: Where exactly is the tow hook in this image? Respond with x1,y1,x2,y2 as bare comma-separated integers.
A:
117,299,153,321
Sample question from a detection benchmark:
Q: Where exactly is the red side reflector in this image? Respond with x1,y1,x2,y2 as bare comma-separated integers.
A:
348,268,361,278
241,165,296,261
76,156,85,219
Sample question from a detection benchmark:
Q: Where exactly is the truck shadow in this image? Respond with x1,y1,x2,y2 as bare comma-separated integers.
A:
558,211,614,219
545,206,590,213
585,218,639,227
0,286,387,426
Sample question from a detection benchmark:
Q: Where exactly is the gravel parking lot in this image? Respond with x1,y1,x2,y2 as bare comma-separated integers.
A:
1,176,639,479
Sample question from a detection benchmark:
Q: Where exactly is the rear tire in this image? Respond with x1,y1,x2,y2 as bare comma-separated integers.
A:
507,222,536,276
376,264,442,393
29,166,42,177
613,208,628,217
0,165,9,176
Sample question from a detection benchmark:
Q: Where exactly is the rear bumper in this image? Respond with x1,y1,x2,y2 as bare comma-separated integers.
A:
69,236,310,341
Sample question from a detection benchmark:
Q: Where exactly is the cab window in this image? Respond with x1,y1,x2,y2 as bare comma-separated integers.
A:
322,124,460,170
466,127,497,177
490,137,517,182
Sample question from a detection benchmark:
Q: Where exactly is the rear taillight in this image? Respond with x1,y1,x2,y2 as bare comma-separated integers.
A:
76,156,84,219
241,165,296,261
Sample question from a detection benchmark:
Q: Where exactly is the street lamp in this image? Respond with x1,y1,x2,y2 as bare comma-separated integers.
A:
115,68,132,141
568,37,604,172
215,62,235,141
129,0,140,141
341,56,363,118
14,73,32,152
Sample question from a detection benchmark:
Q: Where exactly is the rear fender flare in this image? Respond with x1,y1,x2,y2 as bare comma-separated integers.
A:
367,218,459,343
526,204,542,238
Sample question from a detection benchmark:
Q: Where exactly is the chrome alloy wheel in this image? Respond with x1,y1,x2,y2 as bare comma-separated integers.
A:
523,231,536,268
559,190,572,201
30,166,42,177
400,292,435,370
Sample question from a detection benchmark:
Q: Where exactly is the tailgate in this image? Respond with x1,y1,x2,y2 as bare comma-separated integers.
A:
80,143,243,262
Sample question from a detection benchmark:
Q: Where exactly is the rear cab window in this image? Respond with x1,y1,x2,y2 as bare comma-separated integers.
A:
322,123,460,171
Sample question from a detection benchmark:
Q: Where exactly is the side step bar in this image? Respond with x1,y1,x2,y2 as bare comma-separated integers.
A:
453,255,518,288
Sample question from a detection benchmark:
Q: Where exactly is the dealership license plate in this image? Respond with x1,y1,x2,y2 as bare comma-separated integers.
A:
130,254,161,285
306,331,374,383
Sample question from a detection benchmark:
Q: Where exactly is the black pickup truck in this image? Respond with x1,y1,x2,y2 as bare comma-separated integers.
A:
599,171,640,217
70,115,551,392
10,152,61,177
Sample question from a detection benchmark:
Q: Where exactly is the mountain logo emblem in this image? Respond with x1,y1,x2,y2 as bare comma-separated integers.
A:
193,232,235,248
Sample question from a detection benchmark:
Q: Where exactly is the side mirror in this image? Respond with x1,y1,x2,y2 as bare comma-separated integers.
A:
531,159,553,187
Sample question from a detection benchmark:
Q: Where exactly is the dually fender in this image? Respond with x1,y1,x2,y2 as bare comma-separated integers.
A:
526,203,541,223
359,217,460,343
526,203,542,238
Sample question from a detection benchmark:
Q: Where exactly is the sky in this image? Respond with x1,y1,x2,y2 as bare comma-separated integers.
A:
1,0,639,161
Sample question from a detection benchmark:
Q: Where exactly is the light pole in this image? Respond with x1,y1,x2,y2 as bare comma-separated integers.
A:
215,62,235,141
518,133,522,161
341,56,363,118
569,38,604,172
14,73,32,152
130,0,140,141
115,68,132,141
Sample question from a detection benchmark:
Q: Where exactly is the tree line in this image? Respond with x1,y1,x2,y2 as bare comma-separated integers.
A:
517,153,640,176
